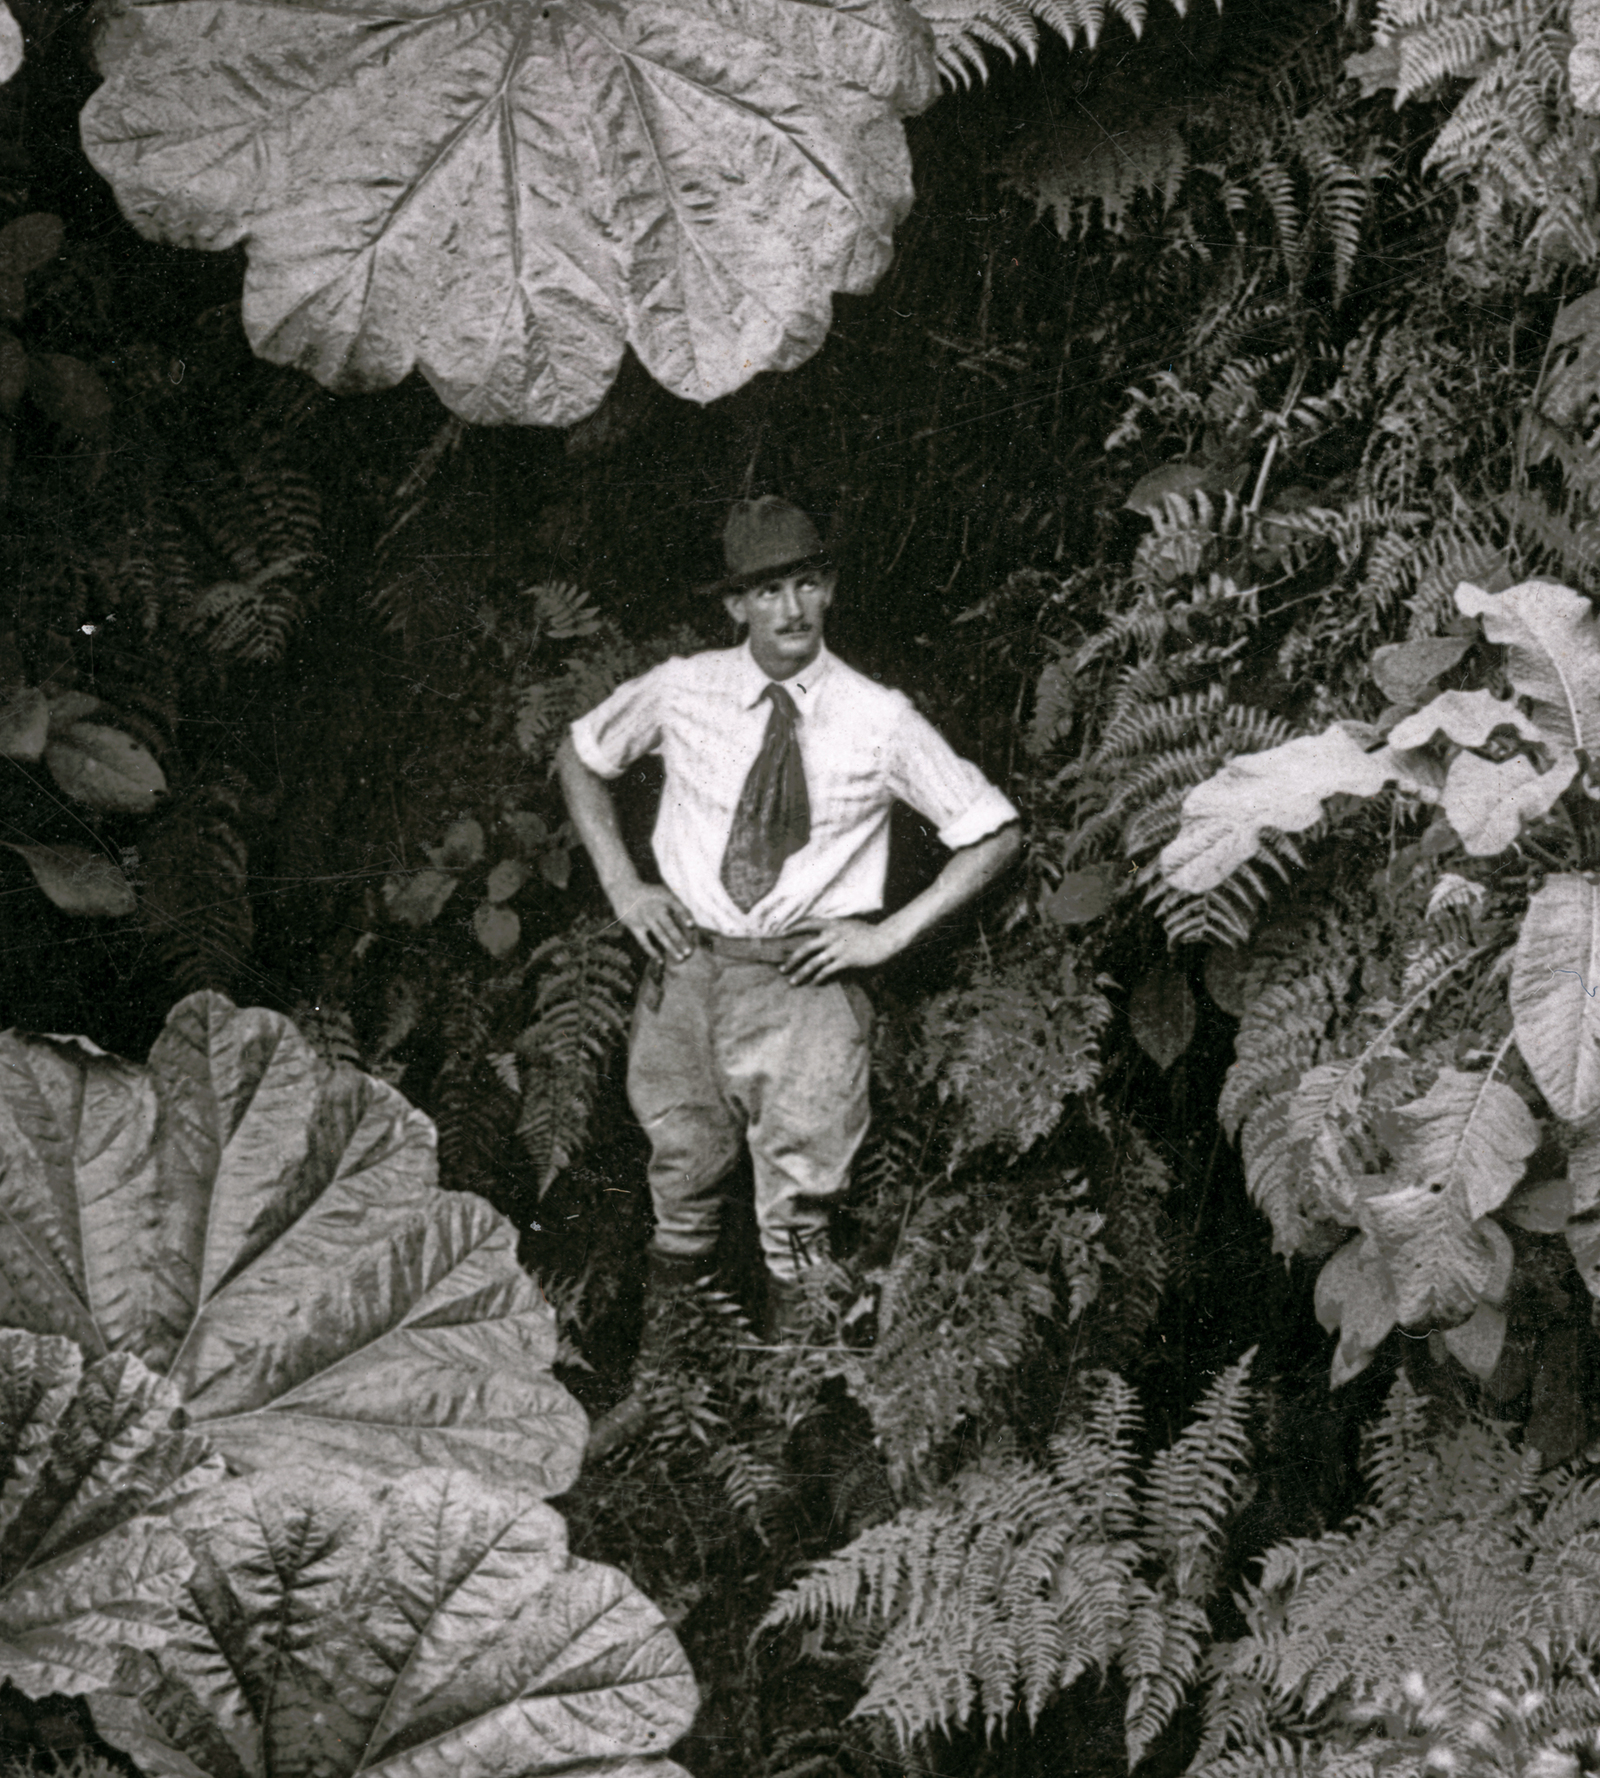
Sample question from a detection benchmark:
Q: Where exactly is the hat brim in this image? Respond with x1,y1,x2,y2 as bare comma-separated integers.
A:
697,550,833,596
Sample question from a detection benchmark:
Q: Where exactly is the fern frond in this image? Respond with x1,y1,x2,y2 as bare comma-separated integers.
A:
1139,1348,1256,1599
1147,829,1310,948
1390,13,1495,103
1122,1589,1212,1768
290,999,361,1068
182,557,308,663
917,0,1179,86
515,919,636,1191
137,783,253,995
525,579,601,640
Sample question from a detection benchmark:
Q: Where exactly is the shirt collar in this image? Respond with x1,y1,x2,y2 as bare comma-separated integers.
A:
734,639,835,712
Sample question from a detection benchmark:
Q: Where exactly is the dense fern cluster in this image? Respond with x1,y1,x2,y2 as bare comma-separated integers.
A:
1197,1377,1600,1778
766,1358,1256,1756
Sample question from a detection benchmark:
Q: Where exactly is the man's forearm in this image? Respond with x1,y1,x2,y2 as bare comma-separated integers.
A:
556,735,642,902
875,821,1023,958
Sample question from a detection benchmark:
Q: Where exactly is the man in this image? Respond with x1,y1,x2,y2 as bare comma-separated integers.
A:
557,496,1021,1456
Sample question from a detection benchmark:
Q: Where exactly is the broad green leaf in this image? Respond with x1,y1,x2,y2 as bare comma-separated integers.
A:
382,866,459,928
1565,1218,1600,1299
1161,727,1434,894
1503,1177,1572,1232
1128,964,1195,1070
91,1467,698,1778
1440,1300,1506,1381
0,993,587,1495
1386,688,1541,751
44,691,102,730
1041,867,1113,926
0,1329,219,1697
1359,1181,1514,1327
3,843,136,917
485,858,530,903
504,811,548,855
1203,944,1250,1017
1314,1234,1398,1387
1344,40,1401,97
0,684,46,759
1509,874,1600,1120
472,901,520,959
431,818,485,869
1456,579,1600,756
44,722,167,812
81,0,939,427
1442,749,1576,855
1124,462,1213,517
1576,26,1600,113
1388,1067,1539,1219
1369,636,1473,708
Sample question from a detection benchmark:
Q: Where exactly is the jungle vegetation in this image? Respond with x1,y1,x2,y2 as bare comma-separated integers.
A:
6,0,1600,1775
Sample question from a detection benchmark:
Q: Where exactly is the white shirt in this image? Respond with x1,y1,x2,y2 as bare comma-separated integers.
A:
569,641,1019,937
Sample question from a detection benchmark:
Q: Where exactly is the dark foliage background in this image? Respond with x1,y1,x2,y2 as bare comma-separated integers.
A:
7,0,1600,1772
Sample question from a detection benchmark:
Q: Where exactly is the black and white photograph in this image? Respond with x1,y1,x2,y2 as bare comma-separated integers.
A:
3,0,1600,1774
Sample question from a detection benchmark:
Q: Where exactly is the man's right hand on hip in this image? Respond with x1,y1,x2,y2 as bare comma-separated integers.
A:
614,882,695,963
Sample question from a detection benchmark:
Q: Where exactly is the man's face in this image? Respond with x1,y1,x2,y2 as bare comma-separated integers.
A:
724,569,835,678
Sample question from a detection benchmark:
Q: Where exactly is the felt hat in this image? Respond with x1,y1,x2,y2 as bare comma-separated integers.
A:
705,496,830,594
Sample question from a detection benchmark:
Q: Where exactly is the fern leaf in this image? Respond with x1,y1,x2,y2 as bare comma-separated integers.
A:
527,579,601,640
515,919,636,1191
136,784,253,995
1140,1348,1255,1599
1122,1589,1211,1768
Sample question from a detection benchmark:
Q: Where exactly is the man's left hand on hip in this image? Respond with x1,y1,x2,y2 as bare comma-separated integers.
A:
781,918,896,985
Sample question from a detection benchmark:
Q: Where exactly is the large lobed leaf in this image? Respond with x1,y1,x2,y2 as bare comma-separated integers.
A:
1159,727,1438,896
1,1328,219,1697
0,992,587,1494
1510,875,1600,1121
81,0,939,427
91,1466,697,1778
1386,688,1542,752
1314,1233,1399,1389
1455,579,1600,757
1360,1184,1513,1334
1310,1066,1532,1388
1389,1067,1539,1221
1442,749,1576,856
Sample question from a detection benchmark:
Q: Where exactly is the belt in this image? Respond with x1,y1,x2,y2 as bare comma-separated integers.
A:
694,927,805,965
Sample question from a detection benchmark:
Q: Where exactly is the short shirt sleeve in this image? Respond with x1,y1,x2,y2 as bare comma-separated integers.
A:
569,660,675,780
887,702,1020,851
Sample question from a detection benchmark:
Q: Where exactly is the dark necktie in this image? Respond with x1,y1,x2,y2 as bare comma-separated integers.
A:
721,682,811,913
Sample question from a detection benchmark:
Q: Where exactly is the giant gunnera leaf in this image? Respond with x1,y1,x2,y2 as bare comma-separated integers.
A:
91,1465,697,1778
1,1328,220,1697
0,992,587,1494
80,0,939,427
